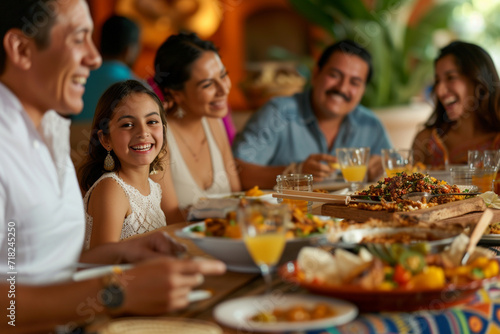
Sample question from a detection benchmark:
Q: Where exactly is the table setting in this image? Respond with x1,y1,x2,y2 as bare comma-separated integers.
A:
85,148,500,334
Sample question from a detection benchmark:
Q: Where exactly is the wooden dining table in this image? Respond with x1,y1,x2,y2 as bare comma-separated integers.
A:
86,202,500,334
87,222,310,334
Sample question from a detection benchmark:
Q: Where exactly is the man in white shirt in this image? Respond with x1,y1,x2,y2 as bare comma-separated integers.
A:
0,1,225,332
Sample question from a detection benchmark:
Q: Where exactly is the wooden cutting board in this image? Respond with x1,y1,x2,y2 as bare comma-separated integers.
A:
429,208,500,229
321,197,487,224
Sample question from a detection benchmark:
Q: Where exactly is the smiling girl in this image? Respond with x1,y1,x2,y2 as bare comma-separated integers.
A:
78,80,168,249
412,41,500,167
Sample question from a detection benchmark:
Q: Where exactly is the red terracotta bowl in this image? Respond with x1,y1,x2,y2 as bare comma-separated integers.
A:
278,261,499,312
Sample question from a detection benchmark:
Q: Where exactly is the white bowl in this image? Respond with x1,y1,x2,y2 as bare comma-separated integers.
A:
176,222,325,273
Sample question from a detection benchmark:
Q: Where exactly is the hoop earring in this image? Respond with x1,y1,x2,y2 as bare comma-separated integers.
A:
174,107,186,119
104,150,115,171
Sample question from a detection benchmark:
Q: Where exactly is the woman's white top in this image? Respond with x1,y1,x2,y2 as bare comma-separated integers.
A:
167,117,231,209
83,172,166,249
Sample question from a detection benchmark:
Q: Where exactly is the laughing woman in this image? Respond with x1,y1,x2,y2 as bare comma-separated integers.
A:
412,41,500,168
150,32,241,223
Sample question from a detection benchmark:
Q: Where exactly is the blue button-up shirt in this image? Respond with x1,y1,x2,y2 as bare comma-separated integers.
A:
232,89,392,165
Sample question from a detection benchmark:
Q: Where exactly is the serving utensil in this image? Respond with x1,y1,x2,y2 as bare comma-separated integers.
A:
461,209,494,265
401,192,481,202
272,190,388,205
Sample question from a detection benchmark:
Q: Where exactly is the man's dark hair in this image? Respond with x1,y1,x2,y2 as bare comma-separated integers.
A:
317,39,373,83
0,0,58,74
100,15,140,58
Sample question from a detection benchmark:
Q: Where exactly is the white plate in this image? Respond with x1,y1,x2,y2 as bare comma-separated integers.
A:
176,222,326,273
213,294,358,332
187,192,278,220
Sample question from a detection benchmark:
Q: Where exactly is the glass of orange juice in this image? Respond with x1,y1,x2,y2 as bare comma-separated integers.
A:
336,147,370,192
381,148,414,177
472,167,497,192
467,150,500,192
237,202,290,293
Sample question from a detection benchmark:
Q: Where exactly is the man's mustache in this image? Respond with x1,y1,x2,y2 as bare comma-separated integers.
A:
326,89,351,102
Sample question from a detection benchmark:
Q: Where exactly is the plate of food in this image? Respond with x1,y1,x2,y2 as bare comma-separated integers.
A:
213,294,358,332
334,227,460,254
279,236,500,312
176,208,335,273
321,172,485,224
353,172,478,205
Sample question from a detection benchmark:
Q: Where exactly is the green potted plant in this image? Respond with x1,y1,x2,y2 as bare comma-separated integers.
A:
288,0,467,108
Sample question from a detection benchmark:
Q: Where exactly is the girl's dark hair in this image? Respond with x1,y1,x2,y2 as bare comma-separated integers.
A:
153,32,218,113
78,80,167,192
426,41,500,133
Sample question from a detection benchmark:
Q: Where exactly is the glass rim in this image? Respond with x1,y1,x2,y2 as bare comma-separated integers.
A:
335,147,370,152
381,148,413,153
276,173,313,180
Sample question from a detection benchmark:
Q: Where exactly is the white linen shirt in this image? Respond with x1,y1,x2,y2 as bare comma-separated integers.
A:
0,83,85,284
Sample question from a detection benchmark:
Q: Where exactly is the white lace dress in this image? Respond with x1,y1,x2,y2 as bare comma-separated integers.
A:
83,172,166,249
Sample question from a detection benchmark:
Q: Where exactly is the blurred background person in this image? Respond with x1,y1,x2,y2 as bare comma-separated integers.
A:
412,41,500,168
77,14,141,122
232,40,392,189
150,32,241,223
70,15,141,166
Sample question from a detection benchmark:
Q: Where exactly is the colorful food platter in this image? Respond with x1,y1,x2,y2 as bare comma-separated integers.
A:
278,261,500,312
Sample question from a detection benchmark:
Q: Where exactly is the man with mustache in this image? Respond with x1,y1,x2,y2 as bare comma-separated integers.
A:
233,40,392,189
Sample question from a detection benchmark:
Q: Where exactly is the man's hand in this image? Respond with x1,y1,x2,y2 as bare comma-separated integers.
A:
301,154,337,181
80,231,188,265
117,231,188,264
118,257,226,314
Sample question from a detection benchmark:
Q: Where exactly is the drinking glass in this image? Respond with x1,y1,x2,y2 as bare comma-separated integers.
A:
381,148,414,177
275,173,313,212
336,147,370,192
468,150,500,169
237,202,290,293
467,150,500,192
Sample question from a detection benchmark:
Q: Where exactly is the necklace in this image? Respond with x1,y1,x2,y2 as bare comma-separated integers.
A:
174,127,207,162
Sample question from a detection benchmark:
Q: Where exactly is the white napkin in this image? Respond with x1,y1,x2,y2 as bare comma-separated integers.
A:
187,198,239,220
479,191,500,209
